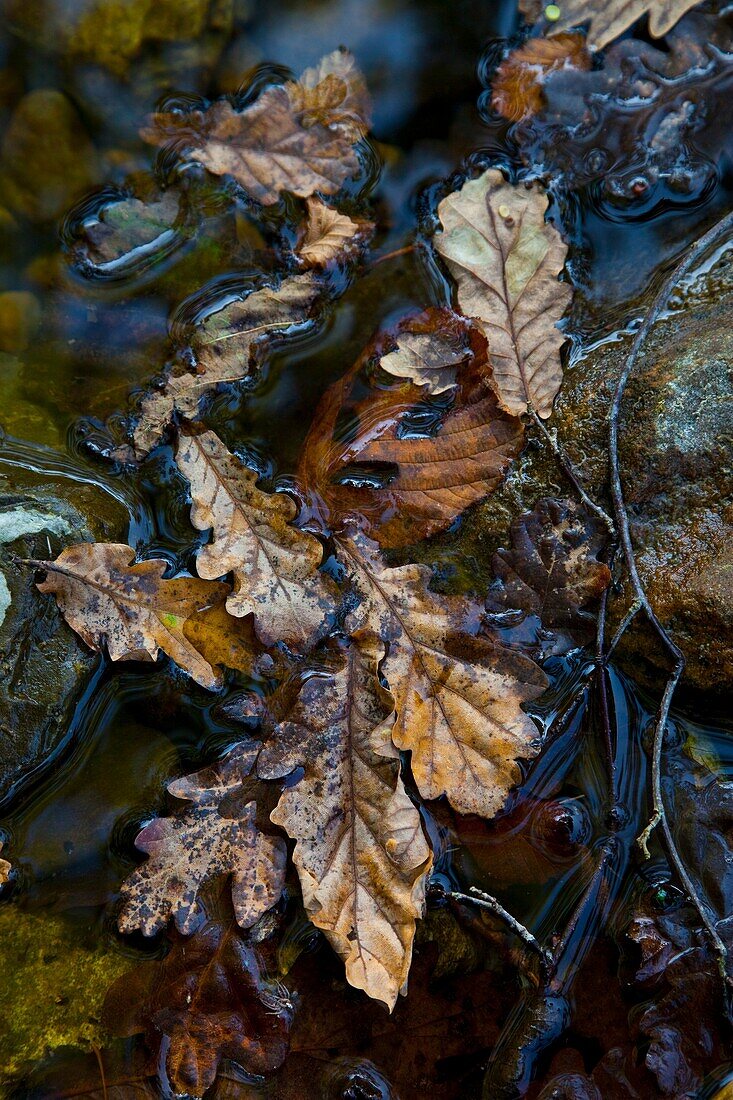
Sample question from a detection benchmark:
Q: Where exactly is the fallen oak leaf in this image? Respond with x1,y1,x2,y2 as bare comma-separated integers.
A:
118,740,286,936
297,197,374,268
104,918,292,1097
133,273,321,457
491,34,591,122
520,0,704,50
34,543,230,690
485,498,611,642
338,532,548,818
177,429,335,650
257,636,432,1010
433,168,571,419
378,312,473,394
299,310,524,547
140,50,370,205
0,843,9,885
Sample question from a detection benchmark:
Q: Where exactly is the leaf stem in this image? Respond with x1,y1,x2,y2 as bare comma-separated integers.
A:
528,409,614,532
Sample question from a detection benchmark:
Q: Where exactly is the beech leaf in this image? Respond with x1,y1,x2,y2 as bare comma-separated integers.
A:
257,637,432,1010
177,429,335,649
520,0,703,50
298,197,373,267
486,498,612,639
118,741,286,936
133,273,321,457
140,49,371,205
434,168,571,418
491,34,591,122
299,312,524,547
104,919,292,1097
378,328,468,394
35,543,230,690
340,533,548,819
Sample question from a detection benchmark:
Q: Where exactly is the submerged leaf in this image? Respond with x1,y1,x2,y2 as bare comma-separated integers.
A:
298,198,373,267
258,637,432,1010
177,429,335,649
340,533,548,818
299,312,524,547
378,314,472,394
133,273,320,456
118,741,286,937
141,50,370,204
434,168,571,418
521,0,703,50
485,498,611,638
79,191,181,267
36,543,229,690
491,34,591,122
105,919,292,1096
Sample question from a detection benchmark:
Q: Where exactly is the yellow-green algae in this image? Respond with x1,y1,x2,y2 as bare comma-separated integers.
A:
0,904,133,1081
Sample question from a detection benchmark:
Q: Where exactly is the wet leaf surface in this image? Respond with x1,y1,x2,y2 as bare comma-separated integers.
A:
520,0,704,49
297,197,374,268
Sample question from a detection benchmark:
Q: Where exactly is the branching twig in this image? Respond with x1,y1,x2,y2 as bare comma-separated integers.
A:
528,409,614,532
450,887,551,971
608,208,733,993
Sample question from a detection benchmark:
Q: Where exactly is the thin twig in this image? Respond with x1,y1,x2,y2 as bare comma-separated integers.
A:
528,409,614,532
450,887,551,970
608,208,733,993
595,582,617,809
366,243,420,270
606,599,642,659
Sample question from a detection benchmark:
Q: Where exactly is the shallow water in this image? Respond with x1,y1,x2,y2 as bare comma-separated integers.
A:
1,0,733,1097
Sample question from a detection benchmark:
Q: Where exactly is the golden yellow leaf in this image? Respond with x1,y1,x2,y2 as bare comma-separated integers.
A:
177,429,335,650
119,741,286,936
257,637,432,1010
133,274,320,457
141,50,371,205
36,543,229,690
434,168,571,418
520,0,702,49
339,532,548,818
298,198,373,268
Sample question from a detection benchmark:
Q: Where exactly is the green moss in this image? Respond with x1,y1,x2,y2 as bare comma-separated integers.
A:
0,906,132,1081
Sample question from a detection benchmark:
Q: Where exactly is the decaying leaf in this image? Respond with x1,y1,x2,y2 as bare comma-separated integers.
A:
298,198,373,267
378,314,472,394
434,168,571,418
0,843,9,885
520,0,703,50
104,919,292,1097
118,741,286,936
79,190,181,268
141,50,371,205
177,429,334,650
257,637,432,1010
36,543,229,690
299,313,524,547
181,599,260,680
133,273,320,457
339,533,548,818
485,498,611,638
491,34,591,122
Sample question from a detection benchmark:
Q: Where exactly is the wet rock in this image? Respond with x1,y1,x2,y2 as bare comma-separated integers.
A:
0,484,127,800
430,265,733,693
4,0,233,77
0,91,98,223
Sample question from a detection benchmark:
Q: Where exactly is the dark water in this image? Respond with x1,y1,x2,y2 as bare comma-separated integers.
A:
1,0,733,1097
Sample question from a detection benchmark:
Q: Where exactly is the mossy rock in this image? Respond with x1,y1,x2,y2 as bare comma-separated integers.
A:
0,905,132,1082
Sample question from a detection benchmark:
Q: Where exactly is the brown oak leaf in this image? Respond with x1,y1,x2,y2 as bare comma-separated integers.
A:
485,498,611,640
133,274,320,457
338,532,548,818
299,310,524,547
140,50,370,205
118,741,286,936
257,636,432,1010
35,543,230,690
491,34,591,122
297,197,373,268
434,168,571,418
177,429,335,650
520,0,703,50
0,843,9,885
104,919,292,1096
